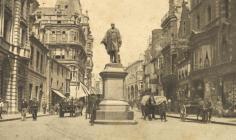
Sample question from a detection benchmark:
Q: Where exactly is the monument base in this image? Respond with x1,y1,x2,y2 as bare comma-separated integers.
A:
95,63,137,125
95,100,137,125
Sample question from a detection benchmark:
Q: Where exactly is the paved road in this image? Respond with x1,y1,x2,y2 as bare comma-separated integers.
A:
0,112,236,140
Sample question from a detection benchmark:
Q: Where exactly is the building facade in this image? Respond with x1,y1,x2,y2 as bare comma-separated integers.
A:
125,60,144,101
32,0,93,98
189,0,236,115
0,0,38,113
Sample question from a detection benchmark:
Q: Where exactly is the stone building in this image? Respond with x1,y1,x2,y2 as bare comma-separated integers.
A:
125,60,144,101
27,35,48,110
47,58,70,109
160,0,185,106
0,0,38,113
175,1,191,104
32,0,93,98
143,42,157,95
150,29,164,96
189,0,236,115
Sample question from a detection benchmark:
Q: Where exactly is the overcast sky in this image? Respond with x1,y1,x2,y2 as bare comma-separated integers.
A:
38,0,169,75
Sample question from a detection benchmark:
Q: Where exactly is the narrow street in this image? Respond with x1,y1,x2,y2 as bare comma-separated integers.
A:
0,111,236,140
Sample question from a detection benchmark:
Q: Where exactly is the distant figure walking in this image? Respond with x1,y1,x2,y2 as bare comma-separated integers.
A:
31,98,39,121
0,98,4,119
89,95,98,126
159,101,167,122
42,101,47,114
21,99,28,121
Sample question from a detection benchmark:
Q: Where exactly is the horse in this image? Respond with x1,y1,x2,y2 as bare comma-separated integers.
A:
140,96,156,120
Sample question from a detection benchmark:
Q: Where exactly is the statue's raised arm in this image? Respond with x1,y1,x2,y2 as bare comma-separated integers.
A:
101,23,122,63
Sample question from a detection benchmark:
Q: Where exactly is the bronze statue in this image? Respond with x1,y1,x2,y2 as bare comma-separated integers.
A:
101,23,122,63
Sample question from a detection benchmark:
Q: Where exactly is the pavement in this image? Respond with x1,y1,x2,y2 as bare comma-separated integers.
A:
0,111,236,140
167,112,236,126
0,112,51,122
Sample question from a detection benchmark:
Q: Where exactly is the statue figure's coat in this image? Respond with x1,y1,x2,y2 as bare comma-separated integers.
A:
102,28,122,55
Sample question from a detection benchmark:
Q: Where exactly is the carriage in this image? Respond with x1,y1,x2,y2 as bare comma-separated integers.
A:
140,95,167,118
179,99,212,122
59,99,76,117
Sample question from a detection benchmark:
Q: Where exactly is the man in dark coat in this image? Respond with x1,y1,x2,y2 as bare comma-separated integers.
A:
89,94,98,126
31,98,39,121
159,101,167,122
101,23,122,63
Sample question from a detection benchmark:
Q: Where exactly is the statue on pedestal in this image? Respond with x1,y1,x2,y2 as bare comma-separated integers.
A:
101,23,122,63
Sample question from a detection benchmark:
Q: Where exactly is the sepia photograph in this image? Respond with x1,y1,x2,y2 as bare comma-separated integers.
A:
0,0,236,140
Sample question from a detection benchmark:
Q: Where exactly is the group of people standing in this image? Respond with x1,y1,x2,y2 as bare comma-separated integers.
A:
0,98,41,121
21,98,41,121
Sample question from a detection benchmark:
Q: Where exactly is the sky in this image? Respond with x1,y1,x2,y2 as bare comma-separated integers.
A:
38,0,169,75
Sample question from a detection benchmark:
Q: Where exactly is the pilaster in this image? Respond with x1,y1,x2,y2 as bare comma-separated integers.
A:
0,0,5,37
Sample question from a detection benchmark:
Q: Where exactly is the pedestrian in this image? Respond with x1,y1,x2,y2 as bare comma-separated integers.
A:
31,98,39,121
159,101,167,122
42,101,47,114
0,98,4,119
206,99,213,123
180,102,187,121
149,95,157,120
21,99,28,121
89,94,98,126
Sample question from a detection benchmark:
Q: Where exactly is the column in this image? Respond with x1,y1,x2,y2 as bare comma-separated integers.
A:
0,0,5,37
12,0,21,48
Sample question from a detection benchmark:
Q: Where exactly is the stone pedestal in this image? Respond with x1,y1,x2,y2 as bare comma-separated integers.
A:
95,63,136,124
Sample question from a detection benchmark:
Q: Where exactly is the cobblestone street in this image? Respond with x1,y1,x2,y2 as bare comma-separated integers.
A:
0,111,236,140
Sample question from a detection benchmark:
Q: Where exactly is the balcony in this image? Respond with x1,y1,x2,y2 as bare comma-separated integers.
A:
10,45,30,59
40,20,76,25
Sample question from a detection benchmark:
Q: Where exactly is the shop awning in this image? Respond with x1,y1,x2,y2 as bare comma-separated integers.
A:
52,89,66,98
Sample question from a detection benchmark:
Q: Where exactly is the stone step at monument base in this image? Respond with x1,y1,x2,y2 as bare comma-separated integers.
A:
94,120,138,125
96,110,134,120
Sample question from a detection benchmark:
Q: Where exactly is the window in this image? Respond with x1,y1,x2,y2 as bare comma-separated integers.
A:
30,46,34,65
62,31,66,42
35,86,38,99
40,54,43,73
51,62,53,71
225,0,229,18
65,5,68,9
207,6,212,23
197,15,200,29
57,64,59,75
37,15,41,19
36,51,40,69
51,31,56,42
57,81,59,87
57,21,61,24
51,78,53,86
29,84,33,99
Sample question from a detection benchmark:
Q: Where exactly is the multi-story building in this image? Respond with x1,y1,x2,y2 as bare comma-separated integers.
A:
32,0,93,98
27,35,48,110
175,1,191,103
47,58,70,109
150,29,164,96
160,0,185,107
189,0,236,114
125,60,144,101
0,0,38,113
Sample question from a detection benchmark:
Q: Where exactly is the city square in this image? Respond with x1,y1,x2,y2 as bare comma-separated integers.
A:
0,0,236,140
